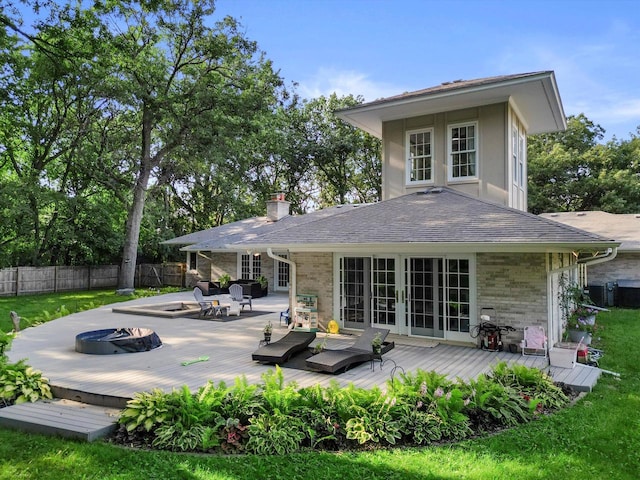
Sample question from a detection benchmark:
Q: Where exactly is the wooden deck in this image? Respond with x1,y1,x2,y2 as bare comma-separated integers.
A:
1,291,602,440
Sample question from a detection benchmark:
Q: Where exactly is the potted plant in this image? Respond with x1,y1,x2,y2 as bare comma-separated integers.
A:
371,332,383,355
312,334,328,354
566,305,599,344
217,273,231,294
263,321,273,343
256,275,268,296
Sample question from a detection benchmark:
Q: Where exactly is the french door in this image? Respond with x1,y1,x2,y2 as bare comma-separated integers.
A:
339,255,474,341
274,253,290,292
404,257,472,342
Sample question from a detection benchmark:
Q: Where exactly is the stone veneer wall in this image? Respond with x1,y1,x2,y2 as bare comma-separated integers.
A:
587,252,640,284
291,252,333,330
476,252,548,346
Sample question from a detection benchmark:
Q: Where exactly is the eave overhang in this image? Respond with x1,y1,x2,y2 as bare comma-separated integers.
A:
336,71,567,138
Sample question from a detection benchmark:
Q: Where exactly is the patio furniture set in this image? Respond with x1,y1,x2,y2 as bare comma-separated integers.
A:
193,284,252,318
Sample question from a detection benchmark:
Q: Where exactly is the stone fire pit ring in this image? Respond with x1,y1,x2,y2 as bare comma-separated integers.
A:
75,327,162,355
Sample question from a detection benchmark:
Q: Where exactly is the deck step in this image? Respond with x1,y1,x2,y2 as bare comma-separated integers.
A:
0,399,120,441
548,363,603,392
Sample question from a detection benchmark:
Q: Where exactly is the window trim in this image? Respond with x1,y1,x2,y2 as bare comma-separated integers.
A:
447,121,479,182
405,127,435,186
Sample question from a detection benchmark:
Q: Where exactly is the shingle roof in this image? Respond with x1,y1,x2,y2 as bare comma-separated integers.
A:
354,72,551,108
540,211,640,251
170,204,366,251
231,188,616,252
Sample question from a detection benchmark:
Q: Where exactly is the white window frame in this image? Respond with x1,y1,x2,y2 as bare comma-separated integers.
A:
448,121,479,182
239,253,261,279
406,128,434,185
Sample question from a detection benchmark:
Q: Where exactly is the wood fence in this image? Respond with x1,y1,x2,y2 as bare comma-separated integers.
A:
0,263,186,296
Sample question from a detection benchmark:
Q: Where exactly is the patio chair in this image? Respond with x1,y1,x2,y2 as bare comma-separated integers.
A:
252,330,316,364
229,284,252,311
193,287,218,318
279,308,290,326
521,325,548,357
305,327,391,374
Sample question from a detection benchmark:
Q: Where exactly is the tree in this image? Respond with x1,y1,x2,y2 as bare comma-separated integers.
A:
72,1,283,288
528,114,640,214
299,94,381,207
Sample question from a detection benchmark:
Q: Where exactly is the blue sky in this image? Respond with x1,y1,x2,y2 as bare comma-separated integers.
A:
216,0,640,141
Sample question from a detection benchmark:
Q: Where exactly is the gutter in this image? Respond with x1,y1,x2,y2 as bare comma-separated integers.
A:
267,248,296,310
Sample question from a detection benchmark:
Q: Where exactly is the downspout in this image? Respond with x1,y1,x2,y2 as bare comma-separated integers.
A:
578,247,618,286
267,248,296,308
546,247,618,345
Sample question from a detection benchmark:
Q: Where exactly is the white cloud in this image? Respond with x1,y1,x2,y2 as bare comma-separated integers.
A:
296,68,406,103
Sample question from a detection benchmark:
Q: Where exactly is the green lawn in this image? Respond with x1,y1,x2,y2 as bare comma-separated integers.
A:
0,295,638,480
0,288,178,332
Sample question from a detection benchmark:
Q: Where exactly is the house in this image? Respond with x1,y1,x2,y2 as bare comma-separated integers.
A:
167,71,619,347
539,211,640,307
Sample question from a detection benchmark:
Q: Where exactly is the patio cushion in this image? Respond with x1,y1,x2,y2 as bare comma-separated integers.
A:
252,331,316,364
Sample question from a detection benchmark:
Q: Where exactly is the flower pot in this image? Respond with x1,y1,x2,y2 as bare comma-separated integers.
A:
263,333,271,343
372,345,382,355
568,329,592,345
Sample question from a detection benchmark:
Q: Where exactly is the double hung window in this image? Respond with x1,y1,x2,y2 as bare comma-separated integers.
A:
448,122,478,180
406,128,433,184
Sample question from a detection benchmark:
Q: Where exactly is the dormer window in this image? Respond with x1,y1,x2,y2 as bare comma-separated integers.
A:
448,122,478,181
406,128,434,185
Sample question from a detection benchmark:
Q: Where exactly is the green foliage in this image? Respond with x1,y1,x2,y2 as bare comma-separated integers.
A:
119,388,172,433
0,359,52,406
0,330,15,358
528,114,640,214
463,375,534,432
259,366,300,415
246,411,305,455
487,361,569,410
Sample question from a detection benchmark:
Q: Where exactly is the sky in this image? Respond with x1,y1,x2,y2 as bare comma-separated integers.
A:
215,0,640,142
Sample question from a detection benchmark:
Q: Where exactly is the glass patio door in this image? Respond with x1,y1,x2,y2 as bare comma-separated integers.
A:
341,257,371,330
371,257,400,334
405,256,473,341
274,253,289,292
406,257,444,338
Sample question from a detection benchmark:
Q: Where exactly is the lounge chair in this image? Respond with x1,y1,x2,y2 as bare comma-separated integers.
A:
305,327,390,373
521,325,548,357
229,284,252,311
193,287,219,318
252,331,316,364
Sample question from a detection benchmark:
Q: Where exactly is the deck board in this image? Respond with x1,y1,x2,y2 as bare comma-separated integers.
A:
4,291,601,441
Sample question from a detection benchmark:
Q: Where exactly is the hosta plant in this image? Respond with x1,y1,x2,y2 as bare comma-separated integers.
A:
0,359,52,406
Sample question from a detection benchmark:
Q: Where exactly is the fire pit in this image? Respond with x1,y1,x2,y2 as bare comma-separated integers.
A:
75,327,162,355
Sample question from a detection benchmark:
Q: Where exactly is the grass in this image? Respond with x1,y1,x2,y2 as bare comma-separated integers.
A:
0,288,179,332
0,297,639,479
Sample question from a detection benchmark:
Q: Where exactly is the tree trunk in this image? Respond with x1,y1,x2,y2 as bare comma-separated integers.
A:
118,106,154,289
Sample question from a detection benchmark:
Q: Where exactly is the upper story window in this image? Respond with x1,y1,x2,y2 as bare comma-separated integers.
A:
448,122,478,181
406,128,434,184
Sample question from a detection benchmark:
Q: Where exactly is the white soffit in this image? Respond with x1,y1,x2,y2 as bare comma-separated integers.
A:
337,72,566,137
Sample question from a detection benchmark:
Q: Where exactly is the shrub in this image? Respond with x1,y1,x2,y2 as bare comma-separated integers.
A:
0,359,52,406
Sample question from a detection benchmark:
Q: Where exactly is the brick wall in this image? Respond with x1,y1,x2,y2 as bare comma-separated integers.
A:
291,252,333,330
476,252,548,345
587,252,640,284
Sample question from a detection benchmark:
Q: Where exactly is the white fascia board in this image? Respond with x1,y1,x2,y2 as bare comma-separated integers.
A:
337,72,566,137
226,241,619,255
